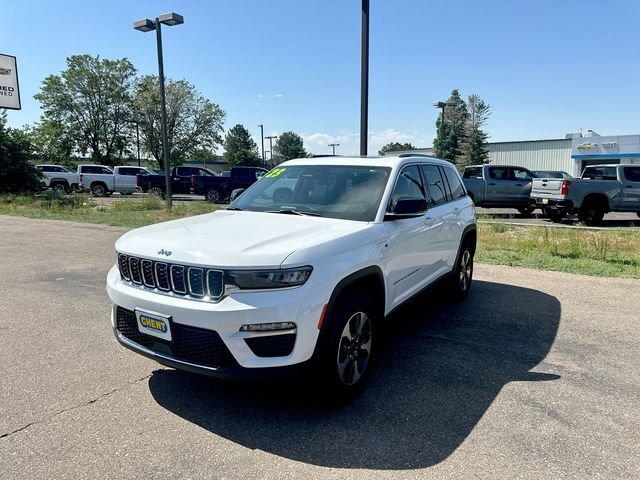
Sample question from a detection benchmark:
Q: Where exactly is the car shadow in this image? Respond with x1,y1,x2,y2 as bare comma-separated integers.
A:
148,280,561,470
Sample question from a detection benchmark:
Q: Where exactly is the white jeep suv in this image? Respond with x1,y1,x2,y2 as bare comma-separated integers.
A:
106,155,476,392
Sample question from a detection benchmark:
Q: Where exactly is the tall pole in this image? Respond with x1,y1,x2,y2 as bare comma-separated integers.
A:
135,122,141,167
156,19,172,209
259,124,265,166
265,135,277,166
360,0,369,156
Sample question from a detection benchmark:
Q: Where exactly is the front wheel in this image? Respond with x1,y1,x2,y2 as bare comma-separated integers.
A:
149,186,165,198
316,293,377,397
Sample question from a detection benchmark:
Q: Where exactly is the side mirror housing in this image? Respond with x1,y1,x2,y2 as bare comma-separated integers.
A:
230,188,246,202
384,198,428,220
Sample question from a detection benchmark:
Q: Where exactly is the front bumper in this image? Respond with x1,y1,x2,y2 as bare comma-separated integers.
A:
106,265,329,375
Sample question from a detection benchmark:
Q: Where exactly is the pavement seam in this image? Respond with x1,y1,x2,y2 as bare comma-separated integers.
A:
0,373,152,440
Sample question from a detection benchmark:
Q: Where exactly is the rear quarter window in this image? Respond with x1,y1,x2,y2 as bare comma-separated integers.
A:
443,167,467,199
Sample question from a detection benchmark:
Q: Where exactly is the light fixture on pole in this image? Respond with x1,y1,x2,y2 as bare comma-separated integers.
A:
134,12,184,209
328,143,340,155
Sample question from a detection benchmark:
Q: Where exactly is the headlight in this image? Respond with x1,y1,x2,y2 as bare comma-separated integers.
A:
226,266,312,289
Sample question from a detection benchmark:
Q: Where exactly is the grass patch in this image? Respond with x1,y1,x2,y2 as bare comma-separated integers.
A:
0,192,218,228
477,223,640,278
2,194,639,278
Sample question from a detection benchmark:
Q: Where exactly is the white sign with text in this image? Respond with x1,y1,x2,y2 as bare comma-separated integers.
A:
0,54,21,110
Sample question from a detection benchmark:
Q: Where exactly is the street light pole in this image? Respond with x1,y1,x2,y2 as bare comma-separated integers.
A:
329,143,340,155
265,135,277,165
134,12,183,210
258,124,265,166
360,0,369,156
155,20,172,209
134,122,141,167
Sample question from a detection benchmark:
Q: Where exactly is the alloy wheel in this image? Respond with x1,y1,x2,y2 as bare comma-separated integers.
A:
459,249,473,292
206,189,221,203
336,311,372,386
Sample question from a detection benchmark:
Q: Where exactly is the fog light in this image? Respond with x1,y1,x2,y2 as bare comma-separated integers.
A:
240,322,296,332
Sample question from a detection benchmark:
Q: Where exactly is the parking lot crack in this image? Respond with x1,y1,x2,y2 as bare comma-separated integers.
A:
0,373,152,440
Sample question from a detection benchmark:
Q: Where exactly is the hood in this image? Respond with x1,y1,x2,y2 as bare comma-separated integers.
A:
115,210,371,268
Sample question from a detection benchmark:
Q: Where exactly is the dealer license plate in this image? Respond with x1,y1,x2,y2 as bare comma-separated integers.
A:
135,309,172,341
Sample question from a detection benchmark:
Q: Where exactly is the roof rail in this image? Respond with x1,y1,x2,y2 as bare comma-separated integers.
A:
397,153,434,158
307,154,344,158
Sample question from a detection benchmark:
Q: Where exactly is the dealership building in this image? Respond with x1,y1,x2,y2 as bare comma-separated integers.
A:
397,130,640,177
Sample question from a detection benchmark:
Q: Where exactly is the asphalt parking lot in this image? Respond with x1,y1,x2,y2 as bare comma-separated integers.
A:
476,208,640,229
1,215,639,479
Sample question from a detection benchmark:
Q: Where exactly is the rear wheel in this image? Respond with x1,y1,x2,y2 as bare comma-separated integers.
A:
90,183,107,197
316,293,377,398
205,188,221,203
578,202,605,226
449,241,474,300
517,206,535,216
51,181,69,193
149,186,164,198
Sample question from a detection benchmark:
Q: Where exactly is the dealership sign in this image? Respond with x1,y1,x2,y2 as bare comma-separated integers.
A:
0,53,21,110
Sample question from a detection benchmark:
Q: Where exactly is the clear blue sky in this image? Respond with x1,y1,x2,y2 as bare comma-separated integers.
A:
3,0,640,155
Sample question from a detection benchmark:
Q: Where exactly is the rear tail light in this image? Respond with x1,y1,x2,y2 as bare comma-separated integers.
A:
561,180,571,196
191,175,196,187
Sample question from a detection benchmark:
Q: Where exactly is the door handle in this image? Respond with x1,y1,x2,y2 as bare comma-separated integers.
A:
488,182,496,186
625,185,633,188
516,183,523,186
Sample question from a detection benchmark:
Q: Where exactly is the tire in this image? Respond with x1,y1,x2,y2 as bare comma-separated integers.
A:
448,241,474,300
578,202,605,226
205,188,221,203
149,186,165,198
316,293,378,398
636,212,640,219
51,181,69,193
517,206,535,217
545,208,565,223
90,183,107,197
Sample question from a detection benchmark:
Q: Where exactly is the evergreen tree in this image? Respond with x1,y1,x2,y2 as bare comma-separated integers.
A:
273,131,307,164
223,124,261,167
457,94,491,167
378,142,416,156
433,89,468,162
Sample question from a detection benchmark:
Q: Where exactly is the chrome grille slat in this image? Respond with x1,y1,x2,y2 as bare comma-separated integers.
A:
117,254,226,302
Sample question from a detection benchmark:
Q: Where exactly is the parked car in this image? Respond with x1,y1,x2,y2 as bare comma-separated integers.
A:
532,170,573,180
462,165,538,215
107,155,477,394
36,164,80,192
77,165,154,196
192,166,268,202
530,164,640,224
136,166,218,196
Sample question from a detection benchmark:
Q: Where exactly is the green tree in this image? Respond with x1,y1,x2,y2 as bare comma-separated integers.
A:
223,124,261,167
34,54,136,165
273,131,307,164
26,119,74,165
457,94,491,167
0,112,43,193
433,89,468,162
378,142,416,156
132,76,226,169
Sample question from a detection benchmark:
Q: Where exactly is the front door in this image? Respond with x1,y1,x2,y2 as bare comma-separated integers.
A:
621,166,640,210
511,167,535,206
486,166,516,205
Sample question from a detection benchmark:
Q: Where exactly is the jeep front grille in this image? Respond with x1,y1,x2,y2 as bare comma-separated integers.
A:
117,253,224,301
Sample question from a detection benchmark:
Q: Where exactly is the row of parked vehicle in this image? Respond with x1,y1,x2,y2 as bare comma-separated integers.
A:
36,164,267,203
462,163,640,225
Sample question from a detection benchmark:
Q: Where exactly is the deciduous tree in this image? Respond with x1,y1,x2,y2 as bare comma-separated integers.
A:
378,142,416,156
0,111,42,193
273,131,307,164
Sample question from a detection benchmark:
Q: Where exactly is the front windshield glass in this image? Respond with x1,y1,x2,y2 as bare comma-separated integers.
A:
230,165,391,221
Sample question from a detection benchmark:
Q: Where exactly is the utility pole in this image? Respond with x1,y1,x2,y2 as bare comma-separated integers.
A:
258,124,265,166
266,135,278,165
329,143,340,155
360,0,369,156
135,122,141,167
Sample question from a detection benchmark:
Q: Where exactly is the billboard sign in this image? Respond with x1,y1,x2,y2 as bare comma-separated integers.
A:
0,54,21,110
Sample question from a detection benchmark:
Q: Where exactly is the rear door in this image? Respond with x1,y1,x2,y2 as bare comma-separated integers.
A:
114,167,139,192
621,166,640,210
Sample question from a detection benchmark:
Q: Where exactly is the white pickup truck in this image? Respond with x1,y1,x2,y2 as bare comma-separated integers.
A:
36,164,80,193
530,164,640,224
77,165,154,196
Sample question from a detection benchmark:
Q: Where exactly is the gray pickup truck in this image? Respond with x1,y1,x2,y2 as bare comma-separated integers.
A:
530,164,640,225
462,164,537,215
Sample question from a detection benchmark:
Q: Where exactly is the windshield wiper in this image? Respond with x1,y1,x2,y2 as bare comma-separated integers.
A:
226,206,243,211
266,209,322,217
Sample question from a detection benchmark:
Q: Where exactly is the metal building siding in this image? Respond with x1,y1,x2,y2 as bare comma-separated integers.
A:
488,139,572,173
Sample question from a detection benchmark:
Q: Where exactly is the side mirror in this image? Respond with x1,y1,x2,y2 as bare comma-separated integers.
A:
230,188,246,202
385,198,428,220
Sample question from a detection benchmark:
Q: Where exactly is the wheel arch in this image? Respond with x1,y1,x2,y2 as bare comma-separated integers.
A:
454,225,478,266
582,192,610,212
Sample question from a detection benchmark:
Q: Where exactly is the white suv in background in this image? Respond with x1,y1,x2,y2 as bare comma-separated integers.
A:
106,155,477,394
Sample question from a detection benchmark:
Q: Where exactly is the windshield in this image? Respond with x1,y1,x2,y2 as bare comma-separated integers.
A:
230,165,391,221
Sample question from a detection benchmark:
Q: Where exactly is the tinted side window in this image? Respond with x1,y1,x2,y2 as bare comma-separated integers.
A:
512,168,534,180
420,164,448,206
463,167,482,179
604,167,617,180
583,167,617,180
389,165,426,210
175,167,193,177
623,167,640,182
489,167,512,181
443,167,466,199
118,167,135,176
39,166,53,172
